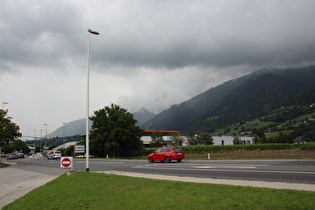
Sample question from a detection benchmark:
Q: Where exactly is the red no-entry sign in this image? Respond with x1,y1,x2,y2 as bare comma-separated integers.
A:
61,157,73,169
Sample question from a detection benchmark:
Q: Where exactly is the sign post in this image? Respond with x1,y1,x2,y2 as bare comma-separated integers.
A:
74,145,85,156
61,157,73,170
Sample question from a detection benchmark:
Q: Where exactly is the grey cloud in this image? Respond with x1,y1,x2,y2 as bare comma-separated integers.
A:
2,1,315,73
2,0,315,135
90,1,315,70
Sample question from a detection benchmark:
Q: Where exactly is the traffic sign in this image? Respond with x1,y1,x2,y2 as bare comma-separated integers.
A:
61,157,73,169
74,145,85,153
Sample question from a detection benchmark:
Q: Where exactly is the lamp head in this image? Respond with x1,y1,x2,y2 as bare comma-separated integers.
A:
88,29,100,35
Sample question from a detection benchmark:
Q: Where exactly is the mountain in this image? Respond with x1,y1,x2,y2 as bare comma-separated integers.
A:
143,66,315,133
133,108,155,126
49,118,92,138
49,108,155,137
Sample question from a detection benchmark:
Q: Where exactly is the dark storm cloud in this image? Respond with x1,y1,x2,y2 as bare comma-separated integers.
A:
2,1,315,73
89,0,315,70
2,0,315,135
0,1,85,72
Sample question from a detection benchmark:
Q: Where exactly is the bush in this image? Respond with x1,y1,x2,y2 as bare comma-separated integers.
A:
179,144,304,155
136,143,315,157
299,143,315,151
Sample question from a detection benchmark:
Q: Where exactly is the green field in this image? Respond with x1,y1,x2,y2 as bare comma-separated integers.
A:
3,172,315,210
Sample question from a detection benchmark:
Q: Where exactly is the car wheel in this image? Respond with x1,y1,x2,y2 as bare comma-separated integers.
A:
177,159,182,162
149,157,153,163
165,156,170,163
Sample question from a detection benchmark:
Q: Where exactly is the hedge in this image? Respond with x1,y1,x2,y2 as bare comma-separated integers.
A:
139,143,315,156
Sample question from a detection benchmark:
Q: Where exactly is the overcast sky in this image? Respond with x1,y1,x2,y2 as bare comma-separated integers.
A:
1,0,315,138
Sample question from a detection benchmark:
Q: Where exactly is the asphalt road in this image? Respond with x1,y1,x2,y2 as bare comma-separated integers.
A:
1,157,315,207
7,157,315,184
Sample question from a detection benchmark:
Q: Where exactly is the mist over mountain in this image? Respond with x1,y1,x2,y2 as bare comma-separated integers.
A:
143,66,315,133
49,109,155,137
49,118,91,138
49,66,315,137
133,108,155,126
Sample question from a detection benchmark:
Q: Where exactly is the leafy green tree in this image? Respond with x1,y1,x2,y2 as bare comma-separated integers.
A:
290,121,315,142
252,128,266,144
59,148,66,156
170,133,183,146
233,135,243,145
150,131,163,147
268,133,294,143
197,133,214,145
90,104,143,157
186,128,197,145
65,145,74,156
0,109,21,148
252,134,260,144
48,144,57,150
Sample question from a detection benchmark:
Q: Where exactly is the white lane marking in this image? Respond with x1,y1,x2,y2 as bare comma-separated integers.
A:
192,166,256,169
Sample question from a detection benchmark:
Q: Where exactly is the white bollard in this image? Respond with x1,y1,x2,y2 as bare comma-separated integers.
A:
106,154,108,159
208,153,210,160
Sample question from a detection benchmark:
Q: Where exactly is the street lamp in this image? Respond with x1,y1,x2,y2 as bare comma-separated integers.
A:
44,124,47,157
63,122,66,147
86,29,100,172
34,129,36,156
2,102,8,111
40,129,43,152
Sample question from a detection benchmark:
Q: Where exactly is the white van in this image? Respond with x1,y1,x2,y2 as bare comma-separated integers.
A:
47,151,62,160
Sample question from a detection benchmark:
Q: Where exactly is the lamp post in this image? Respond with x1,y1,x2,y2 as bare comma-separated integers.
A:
40,129,43,152
63,122,66,147
2,102,8,111
86,29,100,172
44,124,47,157
34,129,36,156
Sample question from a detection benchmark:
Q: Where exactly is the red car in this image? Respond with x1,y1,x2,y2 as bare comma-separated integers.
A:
148,147,185,163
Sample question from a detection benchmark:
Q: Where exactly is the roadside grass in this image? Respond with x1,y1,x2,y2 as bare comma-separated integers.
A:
0,162,9,167
3,172,315,210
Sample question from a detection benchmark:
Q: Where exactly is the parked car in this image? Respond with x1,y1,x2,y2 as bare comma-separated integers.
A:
47,151,62,160
148,147,185,163
6,153,18,160
75,155,95,158
17,153,25,158
1,154,6,158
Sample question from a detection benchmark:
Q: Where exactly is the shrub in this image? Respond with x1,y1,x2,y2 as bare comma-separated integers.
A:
299,143,315,151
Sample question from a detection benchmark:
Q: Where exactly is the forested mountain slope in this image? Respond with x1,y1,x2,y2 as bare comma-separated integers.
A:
143,66,315,133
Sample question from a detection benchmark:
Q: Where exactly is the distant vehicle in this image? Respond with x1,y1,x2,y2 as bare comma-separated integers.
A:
47,151,62,160
148,147,185,163
17,153,25,158
7,153,18,160
75,155,95,158
1,154,6,158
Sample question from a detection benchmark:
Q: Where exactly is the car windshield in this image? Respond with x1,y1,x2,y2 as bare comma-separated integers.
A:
172,148,182,152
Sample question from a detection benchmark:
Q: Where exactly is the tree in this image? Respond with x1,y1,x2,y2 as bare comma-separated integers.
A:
48,144,57,150
0,109,21,148
252,128,266,144
186,128,197,145
170,133,183,146
150,131,163,147
90,104,143,157
12,140,30,154
233,135,243,145
197,133,214,145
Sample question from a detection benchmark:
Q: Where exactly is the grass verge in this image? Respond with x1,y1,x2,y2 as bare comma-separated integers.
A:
3,172,315,209
0,162,9,167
